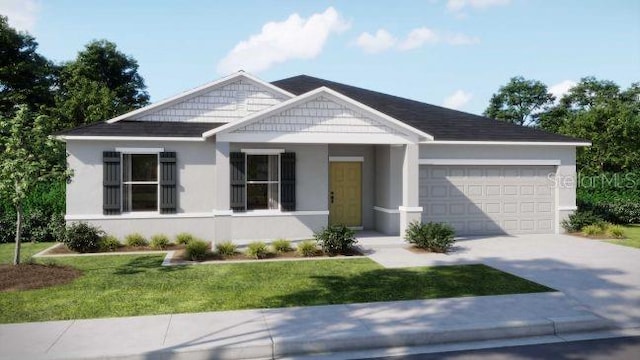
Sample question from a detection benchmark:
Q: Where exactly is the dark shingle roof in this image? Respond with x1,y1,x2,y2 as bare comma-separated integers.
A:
57,121,221,137
272,75,586,142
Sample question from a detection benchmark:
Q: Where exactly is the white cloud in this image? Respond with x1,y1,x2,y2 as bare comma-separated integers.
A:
447,0,511,12
0,0,40,32
443,90,473,110
355,29,396,54
398,27,439,51
356,27,478,53
549,80,577,101
216,7,350,74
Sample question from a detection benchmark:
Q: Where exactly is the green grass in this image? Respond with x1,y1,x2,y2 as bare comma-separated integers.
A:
608,225,640,249
0,247,552,324
0,242,53,264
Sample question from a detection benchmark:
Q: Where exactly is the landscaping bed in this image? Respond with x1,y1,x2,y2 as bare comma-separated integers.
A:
0,263,81,292
44,243,185,255
171,246,363,263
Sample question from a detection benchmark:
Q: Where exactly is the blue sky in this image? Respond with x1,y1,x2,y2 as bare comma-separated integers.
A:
2,0,639,114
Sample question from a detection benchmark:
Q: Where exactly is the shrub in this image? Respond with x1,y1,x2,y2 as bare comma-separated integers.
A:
606,225,626,239
297,240,317,257
175,232,195,245
125,233,148,247
150,234,171,249
271,238,292,253
64,222,104,253
561,210,605,232
215,241,237,256
100,235,120,252
246,241,269,259
314,224,357,255
404,221,456,253
582,224,604,236
185,239,210,261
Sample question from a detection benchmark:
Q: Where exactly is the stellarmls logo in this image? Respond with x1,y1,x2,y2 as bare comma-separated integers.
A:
547,172,638,189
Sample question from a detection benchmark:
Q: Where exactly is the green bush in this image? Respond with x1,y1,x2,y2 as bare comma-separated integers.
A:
404,221,456,253
215,241,237,256
150,234,171,249
246,241,269,259
577,171,640,224
175,232,195,245
185,239,210,261
314,224,357,255
582,224,605,236
100,235,120,252
125,233,148,247
561,210,605,232
606,225,626,239
64,222,104,253
271,238,292,253
296,240,317,257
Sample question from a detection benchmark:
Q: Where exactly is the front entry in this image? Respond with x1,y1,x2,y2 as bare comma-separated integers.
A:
329,162,362,227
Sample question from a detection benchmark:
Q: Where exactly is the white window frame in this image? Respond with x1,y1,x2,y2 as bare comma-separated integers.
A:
242,150,281,211
120,151,161,214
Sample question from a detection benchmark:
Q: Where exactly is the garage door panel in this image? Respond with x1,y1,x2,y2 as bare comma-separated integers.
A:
420,165,556,236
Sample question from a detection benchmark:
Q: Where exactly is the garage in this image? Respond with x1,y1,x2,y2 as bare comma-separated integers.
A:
419,165,556,236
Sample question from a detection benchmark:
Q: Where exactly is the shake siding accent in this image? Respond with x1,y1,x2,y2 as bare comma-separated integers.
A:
131,79,287,123
103,151,121,215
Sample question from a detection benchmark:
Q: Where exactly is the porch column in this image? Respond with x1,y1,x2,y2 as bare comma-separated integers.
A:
214,141,232,242
399,143,422,236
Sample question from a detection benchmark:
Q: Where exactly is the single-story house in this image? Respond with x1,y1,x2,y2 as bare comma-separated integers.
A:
56,71,590,243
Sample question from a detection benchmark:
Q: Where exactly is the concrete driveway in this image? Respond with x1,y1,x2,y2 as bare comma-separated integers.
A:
360,233,640,329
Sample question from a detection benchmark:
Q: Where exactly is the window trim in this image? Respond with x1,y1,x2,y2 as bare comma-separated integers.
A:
242,151,281,211
120,151,161,214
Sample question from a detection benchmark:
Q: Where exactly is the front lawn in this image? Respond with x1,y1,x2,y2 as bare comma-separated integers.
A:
608,225,640,249
0,245,552,324
0,242,52,264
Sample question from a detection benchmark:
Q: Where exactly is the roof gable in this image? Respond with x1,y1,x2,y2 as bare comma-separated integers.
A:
207,87,431,144
107,72,294,124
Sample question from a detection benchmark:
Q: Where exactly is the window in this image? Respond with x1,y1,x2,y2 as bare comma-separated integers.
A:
246,154,279,210
122,154,158,212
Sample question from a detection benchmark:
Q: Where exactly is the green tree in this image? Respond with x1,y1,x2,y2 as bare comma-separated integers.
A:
0,106,68,264
484,76,554,126
0,16,56,116
56,39,149,127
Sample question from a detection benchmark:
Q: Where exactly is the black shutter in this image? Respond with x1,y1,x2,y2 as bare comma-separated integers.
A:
103,151,121,215
230,152,246,211
159,152,177,214
281,152,296,211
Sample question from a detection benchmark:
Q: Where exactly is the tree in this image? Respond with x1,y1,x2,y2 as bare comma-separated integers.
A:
484,76,554,126
0,16,56,116
0,106,68,265
56,39,149,127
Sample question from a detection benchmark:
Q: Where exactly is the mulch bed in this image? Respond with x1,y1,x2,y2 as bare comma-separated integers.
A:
567,232,623,240
0,264,82,292
172,248,363,263
46,244,185,255
406,246,446,254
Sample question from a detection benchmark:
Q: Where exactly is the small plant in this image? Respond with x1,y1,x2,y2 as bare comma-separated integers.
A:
405,221,456,253
100,235,120,252
150,234,171,249
606,225,626,239
185,239,210,261
296,240,317,257
582,224,604,236
215,241,237,256
246,241,269,259
125,233,148,247
64,222,104,253
561,210,605,233
175,232,195,245
314,224,357,255
271,238,292,253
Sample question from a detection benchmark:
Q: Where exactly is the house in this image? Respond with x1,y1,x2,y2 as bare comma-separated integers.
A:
56,72,589,243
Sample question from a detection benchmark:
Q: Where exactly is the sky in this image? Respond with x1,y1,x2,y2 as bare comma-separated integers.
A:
1,0,639,115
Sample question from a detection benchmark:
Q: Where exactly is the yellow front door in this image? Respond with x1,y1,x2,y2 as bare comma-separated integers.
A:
329,162,362,227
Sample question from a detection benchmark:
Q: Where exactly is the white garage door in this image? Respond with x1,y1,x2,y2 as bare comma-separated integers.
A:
419,165,556,235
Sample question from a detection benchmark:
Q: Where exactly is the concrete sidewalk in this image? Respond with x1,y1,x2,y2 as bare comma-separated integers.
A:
0,292,611,360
